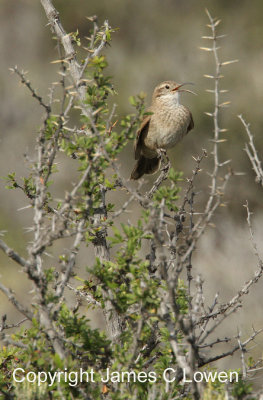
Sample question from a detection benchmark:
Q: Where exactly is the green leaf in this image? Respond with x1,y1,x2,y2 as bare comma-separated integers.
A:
129,96,137,106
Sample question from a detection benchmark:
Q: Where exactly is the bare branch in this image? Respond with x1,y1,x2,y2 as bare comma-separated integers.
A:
0,316,27,333
196,203,263,323
66,284,101,307
55,220,85,298
244,201,263,264
40,0,85,100
146,152,171,199
10,66,51,114
238,114,263,185
200,327,263,367
0,239,28,268
0,283,33,319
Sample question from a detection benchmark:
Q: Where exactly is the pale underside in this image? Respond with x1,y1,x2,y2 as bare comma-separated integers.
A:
135,104,193,160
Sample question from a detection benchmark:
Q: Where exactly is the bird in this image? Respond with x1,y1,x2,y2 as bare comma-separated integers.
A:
130,80,195,180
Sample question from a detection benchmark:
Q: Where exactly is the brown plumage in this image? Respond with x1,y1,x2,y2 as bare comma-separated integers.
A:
130,80,195,180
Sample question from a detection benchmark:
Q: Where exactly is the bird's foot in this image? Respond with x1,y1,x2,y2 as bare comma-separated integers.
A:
158,149,169,163
158,149,170,172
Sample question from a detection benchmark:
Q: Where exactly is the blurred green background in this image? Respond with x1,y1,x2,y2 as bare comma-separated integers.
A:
1,0,263,376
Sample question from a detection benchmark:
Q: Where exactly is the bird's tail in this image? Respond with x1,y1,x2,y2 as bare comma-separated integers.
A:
130,155,160,180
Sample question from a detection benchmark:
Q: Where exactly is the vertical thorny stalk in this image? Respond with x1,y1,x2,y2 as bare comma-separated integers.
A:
174,11,234,314
197,9,236,234
204,10,221,211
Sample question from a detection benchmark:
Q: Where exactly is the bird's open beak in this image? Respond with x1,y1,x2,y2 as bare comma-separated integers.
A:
172,82,197,96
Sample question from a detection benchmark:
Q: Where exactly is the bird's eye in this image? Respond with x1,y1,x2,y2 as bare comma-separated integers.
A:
165,84,170,89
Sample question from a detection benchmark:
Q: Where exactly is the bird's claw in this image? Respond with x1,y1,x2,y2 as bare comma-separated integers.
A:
158,149,169,165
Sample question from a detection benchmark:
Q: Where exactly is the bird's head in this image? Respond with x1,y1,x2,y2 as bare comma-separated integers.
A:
152,81,196,105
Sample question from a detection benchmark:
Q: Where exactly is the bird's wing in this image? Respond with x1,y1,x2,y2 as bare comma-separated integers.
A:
187,111,194,133
134,113,151,160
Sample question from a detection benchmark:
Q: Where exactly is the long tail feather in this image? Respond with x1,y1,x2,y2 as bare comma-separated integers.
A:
130,156,160,180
